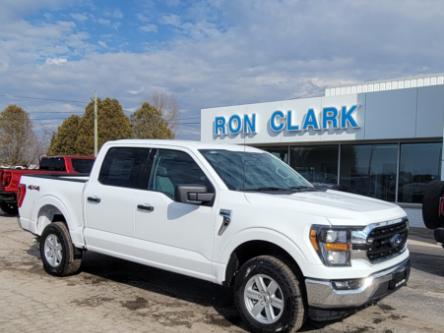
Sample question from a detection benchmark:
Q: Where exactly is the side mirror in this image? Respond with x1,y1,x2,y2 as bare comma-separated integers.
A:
175,185,214,205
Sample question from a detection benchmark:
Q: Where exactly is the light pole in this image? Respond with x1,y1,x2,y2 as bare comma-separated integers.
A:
94,93,98,157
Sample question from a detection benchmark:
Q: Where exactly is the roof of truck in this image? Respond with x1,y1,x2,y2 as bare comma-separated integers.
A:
109,139,261,152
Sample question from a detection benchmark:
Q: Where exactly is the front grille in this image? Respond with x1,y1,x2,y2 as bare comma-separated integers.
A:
367,220,408,262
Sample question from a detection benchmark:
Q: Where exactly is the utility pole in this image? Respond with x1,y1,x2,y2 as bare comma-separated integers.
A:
94,93,98,157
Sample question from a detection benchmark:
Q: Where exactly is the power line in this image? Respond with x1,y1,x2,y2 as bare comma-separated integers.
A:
0,92,202,126
28,111,84,114
0,93,88,105
1,92,203,120
28,118,201,125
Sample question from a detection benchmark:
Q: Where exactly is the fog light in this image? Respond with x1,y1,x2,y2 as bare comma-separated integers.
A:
332,279,362,290
332,277,373,291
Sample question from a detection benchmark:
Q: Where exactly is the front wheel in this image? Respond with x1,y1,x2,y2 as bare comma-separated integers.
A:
234,255,306,333
40,222,82,276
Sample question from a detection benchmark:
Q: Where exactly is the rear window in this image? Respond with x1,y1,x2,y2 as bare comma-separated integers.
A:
99,147,152,189
39,157,66,171
72,159,94,174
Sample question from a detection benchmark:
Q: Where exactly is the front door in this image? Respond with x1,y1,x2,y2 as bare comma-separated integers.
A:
134,148,217,280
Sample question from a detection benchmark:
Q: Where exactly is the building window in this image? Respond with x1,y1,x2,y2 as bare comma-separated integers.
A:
340,144,397,201
398,142,442,203
290,145,339,185
261,146,289,163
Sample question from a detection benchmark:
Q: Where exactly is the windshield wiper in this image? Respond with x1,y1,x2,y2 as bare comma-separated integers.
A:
243,187,289,192
287,185,318,193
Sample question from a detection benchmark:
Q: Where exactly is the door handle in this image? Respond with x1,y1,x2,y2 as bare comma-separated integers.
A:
137,204,154,212
87,196,101,203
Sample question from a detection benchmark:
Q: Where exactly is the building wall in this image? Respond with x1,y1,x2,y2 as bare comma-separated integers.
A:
201,84,444,229
201,85,444,144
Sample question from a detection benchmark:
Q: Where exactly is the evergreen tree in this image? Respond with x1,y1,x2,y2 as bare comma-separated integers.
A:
47,115,82,155
75,98,132,155
131,102,174,139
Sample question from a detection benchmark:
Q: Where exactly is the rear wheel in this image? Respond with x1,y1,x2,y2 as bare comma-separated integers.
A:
0,202,18,215
40,222,82,276
234,255,306,332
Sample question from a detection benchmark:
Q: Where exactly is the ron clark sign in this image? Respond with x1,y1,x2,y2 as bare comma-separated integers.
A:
213,104,359,138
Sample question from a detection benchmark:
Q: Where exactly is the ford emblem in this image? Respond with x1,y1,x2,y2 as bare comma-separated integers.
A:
390,234,403,247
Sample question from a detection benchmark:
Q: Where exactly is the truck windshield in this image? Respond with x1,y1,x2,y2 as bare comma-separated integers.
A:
200,149,314,193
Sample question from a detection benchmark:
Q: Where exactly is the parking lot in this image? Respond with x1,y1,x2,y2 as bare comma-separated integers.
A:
0,214,443,333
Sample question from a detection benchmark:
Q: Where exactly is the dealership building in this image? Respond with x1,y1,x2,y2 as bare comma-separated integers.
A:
201,74,444,228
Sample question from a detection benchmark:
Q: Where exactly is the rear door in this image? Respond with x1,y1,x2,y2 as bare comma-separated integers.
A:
84,147,153,250
133,148,218,279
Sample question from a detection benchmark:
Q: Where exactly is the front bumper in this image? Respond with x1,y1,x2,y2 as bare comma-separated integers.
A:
305,258,410,309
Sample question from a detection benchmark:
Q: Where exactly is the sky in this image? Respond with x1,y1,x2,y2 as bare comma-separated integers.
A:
0,0,443,141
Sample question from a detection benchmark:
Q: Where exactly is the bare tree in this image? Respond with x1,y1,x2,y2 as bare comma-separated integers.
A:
0,105,39,166
150,91,179,134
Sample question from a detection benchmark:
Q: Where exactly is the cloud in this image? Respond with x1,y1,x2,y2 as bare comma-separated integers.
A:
1,0,444,140
97,17,111,26
0,0,71,20
137,13,149,22
97,40,108,48
105,9,123,19
127,86,145,95
137,13,158,33
140,24,158,33
70,12,88,22
45,57,68,65
161,14,181,27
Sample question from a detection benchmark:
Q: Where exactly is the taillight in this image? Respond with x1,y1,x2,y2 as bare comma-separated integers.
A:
17,184,26,208
2,172,12,187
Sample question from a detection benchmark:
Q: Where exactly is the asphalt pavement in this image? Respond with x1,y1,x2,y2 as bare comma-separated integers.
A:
0,213,443,333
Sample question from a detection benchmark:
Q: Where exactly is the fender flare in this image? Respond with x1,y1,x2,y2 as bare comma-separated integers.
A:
33,195,76,236
216,227,309,282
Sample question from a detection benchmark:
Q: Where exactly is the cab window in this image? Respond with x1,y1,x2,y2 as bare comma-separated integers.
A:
40,157,66,171
149,149,213,199
99,147,153,189
72,158,94,174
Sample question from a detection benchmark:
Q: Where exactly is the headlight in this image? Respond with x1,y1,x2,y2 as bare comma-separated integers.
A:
310,225,351,266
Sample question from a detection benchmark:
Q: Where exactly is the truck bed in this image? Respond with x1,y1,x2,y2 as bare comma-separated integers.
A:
18,174,89,247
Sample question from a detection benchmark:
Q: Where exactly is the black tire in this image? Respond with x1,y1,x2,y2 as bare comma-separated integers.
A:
0,201,18,215
422,181,444,229
434,228,444,244
40,222,82,276
234,255,306,333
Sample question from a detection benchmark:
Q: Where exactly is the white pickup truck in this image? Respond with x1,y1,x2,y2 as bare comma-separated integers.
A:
18,140,410,332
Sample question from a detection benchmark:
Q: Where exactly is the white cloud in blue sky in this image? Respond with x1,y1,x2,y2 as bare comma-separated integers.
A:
0,0,443,139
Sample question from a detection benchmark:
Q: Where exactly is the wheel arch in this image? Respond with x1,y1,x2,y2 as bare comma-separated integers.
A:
218,228,308,283
34,196,73,236
224,239,305,287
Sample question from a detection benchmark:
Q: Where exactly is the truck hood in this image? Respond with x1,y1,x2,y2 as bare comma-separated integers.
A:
244,189,406,226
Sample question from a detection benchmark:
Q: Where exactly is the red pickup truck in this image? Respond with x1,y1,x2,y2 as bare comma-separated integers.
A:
0,155,94,215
